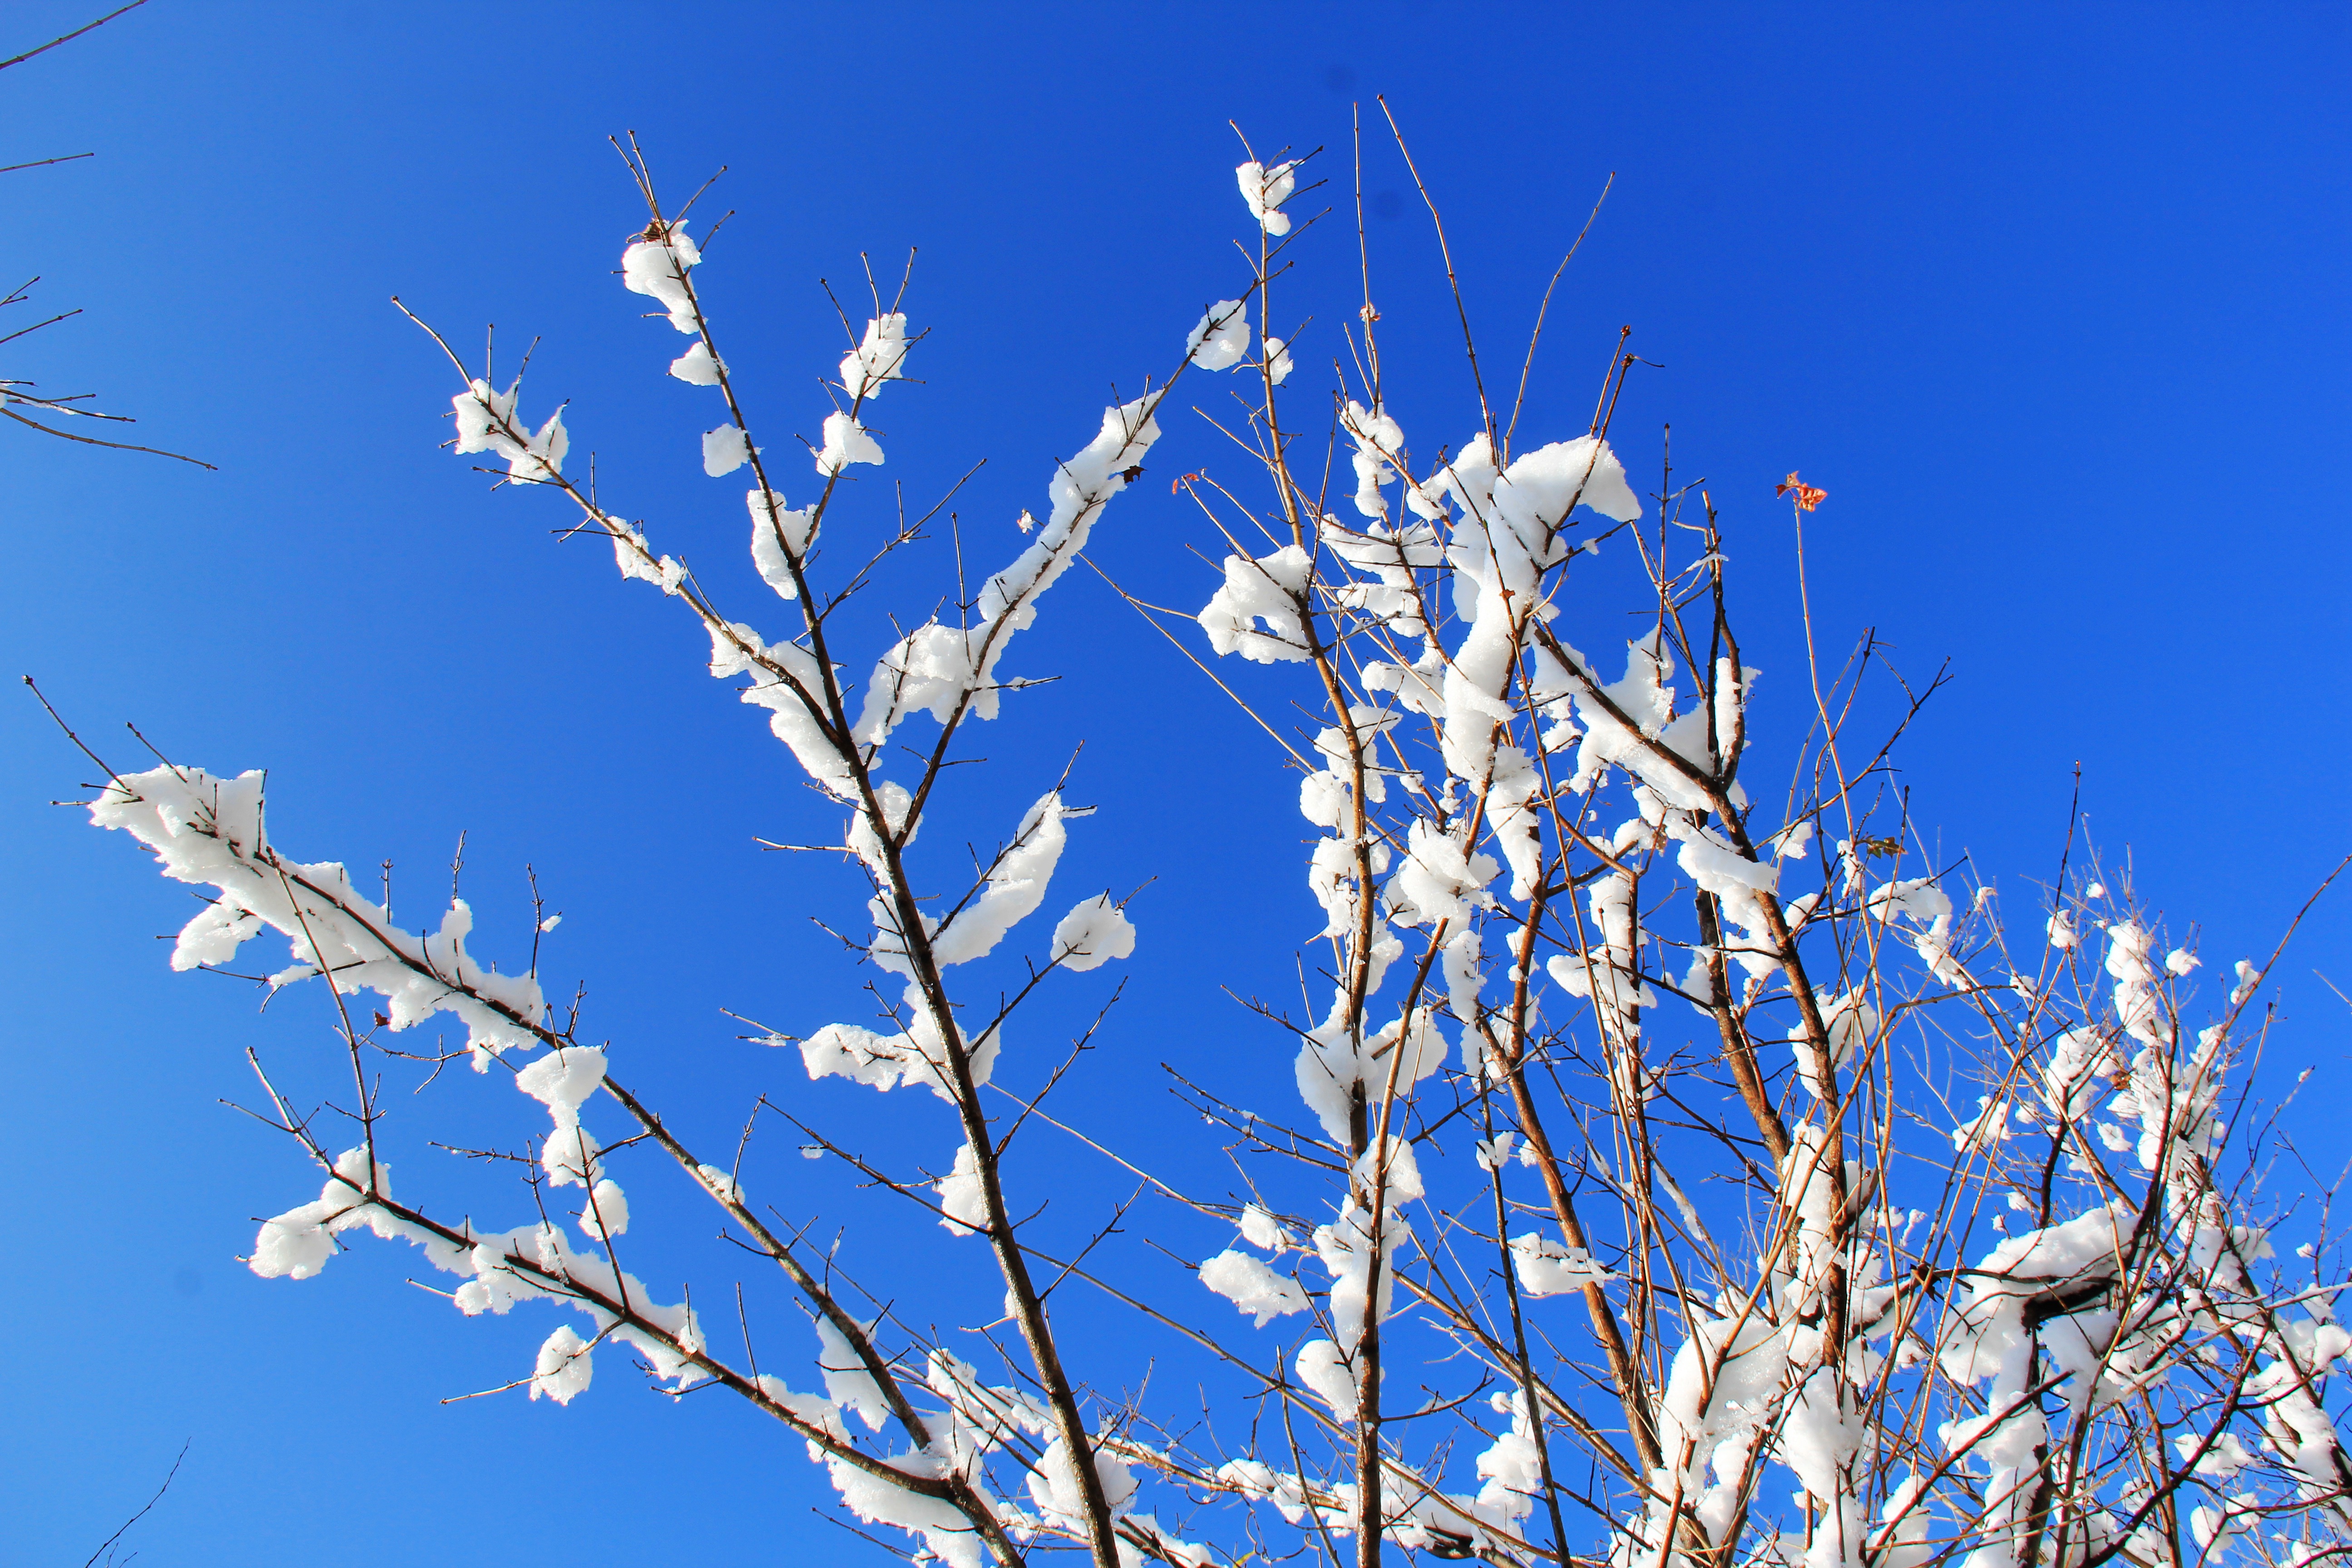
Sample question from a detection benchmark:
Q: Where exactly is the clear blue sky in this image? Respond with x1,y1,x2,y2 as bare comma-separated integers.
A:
5,3,2346,1563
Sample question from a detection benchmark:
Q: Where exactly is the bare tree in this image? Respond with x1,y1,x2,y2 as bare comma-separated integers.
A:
62,120,2349,1568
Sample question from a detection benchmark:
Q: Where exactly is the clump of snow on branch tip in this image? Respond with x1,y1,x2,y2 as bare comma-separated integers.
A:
530,1324,594,1404
1295,996,1446,1146
1290,1139,1425,1346
926,792,1069,966
1187,300,1249,371
2104,919,2173,1047
620,221,701,332
668,339,722,385
1343,400,1405,519
1261,334,1293,385
1199,1250,1308,1327
250,1147,399,1280
1489,433,1642,532
700,618,859,801
1028,1436,1139,1537
790,1008,1002,1102
1474,1393,1545,1534
1051,894,1134,972
451,377,567,484
1240,1203,1292,1252
1236,158,1298,235
1510,1234,1612,1296
1951,1094,2012,1155
1547,862,1658,1046
703,424,751,476
1199,544,1313,663
816,411,883,475
1387,818,1501,936
580,1177,629,1240
925,1349,1055,1457
935,1142,987,1235
1872,875,1963,986
748,487,815,600
839,313,910,402
1793,988,1877,1095
517,1044,607,1189
813,1313,891,1432
841,787,919,892
1296,1338,1357,1418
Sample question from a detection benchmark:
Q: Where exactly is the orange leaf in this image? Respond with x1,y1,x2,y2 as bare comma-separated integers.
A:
1776,471,1827,511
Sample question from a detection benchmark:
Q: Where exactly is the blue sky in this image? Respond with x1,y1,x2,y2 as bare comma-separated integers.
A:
4,3,2347,1563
